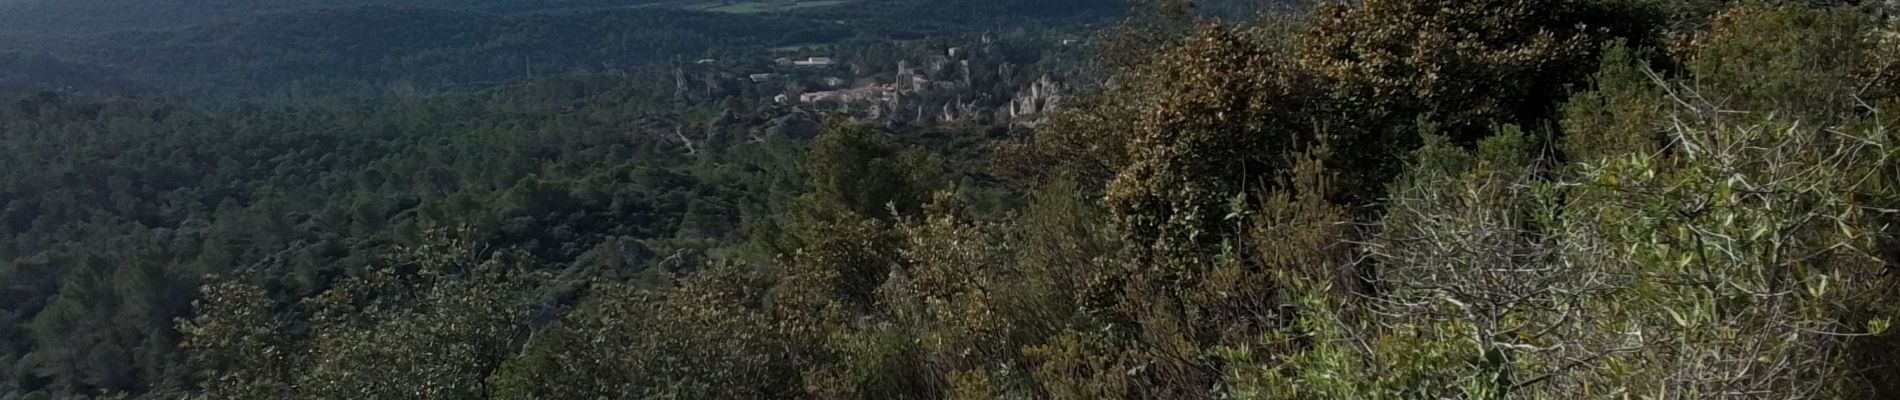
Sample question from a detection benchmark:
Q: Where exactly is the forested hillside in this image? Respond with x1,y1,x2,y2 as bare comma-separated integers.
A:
5,0,1900,399
0,0,1099,397
0,0,677,34
0,0,1126,36
23,7,838,96
0,0,1116,98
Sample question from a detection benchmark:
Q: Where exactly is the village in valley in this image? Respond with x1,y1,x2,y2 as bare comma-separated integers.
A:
675,30,1083,135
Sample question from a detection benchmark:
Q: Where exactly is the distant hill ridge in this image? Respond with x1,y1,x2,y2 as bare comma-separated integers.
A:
0,0,1128,36
0,0,1126,97
0,6,839,96
0,0,681,34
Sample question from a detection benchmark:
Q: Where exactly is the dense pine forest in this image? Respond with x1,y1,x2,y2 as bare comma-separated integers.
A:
3,0,1900,398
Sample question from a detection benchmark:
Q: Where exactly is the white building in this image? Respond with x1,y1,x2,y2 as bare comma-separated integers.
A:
793,57,835,67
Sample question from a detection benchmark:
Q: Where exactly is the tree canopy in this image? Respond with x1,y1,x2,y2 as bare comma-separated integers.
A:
5,0,1900,399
